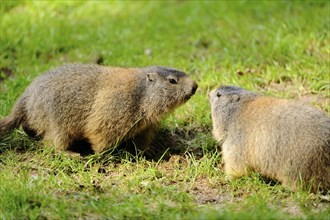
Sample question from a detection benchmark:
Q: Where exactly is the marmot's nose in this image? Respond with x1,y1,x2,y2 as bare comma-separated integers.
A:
192,82,198,95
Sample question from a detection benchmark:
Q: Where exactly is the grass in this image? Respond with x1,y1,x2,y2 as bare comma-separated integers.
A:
0,1,329,219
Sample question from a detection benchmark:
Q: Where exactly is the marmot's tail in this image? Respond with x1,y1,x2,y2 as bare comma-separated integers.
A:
0,99,26,135
0,116,20,135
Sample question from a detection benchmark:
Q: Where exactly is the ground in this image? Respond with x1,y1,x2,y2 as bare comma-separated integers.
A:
0,1,329,219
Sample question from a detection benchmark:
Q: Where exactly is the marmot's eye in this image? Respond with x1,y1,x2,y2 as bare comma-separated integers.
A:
216,92,222,97
168,78,177,84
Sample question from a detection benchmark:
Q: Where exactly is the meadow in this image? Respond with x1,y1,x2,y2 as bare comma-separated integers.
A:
0,1,329,219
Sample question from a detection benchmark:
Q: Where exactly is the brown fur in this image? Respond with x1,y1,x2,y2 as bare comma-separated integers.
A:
209,86,330,193
0,64,198,153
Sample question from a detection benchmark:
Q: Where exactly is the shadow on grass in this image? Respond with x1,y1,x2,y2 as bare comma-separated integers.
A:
0,126,215,161
75,127,213,161
0,130,40,154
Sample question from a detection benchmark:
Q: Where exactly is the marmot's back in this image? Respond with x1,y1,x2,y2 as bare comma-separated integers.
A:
242,97,330,188
24,64,105,129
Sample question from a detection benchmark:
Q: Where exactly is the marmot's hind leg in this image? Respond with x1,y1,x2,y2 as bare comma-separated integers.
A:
22,121,42,140
43,130,71,152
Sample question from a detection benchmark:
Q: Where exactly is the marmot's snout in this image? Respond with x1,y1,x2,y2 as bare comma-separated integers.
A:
191,82,198,95
184,80,198,101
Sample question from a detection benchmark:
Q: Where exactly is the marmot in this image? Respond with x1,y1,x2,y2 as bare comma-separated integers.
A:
0,64,198,154
209,85,330,192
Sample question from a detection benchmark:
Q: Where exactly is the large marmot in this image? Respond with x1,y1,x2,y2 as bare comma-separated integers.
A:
0,64,198,154
209,85,329,192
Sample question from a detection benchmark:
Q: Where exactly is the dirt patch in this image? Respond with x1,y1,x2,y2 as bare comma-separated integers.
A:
158,156,231,205
0,67,13,81
299,93,329,109
188,178,231,205
282,201,304,217
258,81,329,112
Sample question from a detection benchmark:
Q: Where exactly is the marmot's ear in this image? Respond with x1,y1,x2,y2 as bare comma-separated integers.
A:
230,94,240,102
147,72,157,82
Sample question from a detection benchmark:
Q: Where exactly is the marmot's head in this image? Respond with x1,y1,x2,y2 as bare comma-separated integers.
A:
140,66,198,117
208,86,257,141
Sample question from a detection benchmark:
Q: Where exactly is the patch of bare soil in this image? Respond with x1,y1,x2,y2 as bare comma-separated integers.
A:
158,155,233,205
0,67,13,81
188,178,231,205
282,201,304,217
283,194,330,217
299,93,329,109
259,81,329,112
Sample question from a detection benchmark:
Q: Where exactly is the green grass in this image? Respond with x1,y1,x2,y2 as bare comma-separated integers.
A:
0,1,329,219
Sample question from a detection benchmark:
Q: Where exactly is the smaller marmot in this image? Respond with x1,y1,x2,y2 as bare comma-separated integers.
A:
0,64,198,154
209,86,330,192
